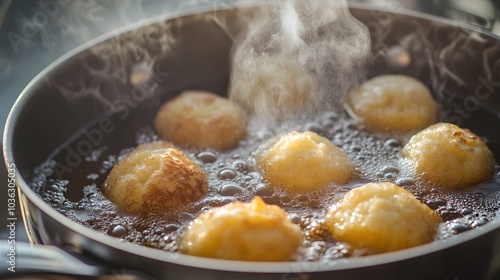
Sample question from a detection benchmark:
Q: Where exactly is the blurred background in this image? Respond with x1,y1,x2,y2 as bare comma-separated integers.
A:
1,0,500,241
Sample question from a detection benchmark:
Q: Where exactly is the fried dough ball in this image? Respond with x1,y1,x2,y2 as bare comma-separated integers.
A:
347,75,436,131
256,131,354,193
104,141,208,215
325,182,440,254
154,90,246,150
180,197,303,261
401,123,496,189
229,55,319,117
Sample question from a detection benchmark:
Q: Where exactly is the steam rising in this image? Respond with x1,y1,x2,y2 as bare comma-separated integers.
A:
368,15,500,113
8,0,497,122
47,19,176,109
229,0,371,124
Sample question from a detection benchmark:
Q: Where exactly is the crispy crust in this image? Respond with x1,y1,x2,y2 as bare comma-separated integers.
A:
402,123,496,189
104,142,208,215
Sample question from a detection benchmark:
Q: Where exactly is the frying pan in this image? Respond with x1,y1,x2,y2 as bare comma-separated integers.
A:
3,3,500,279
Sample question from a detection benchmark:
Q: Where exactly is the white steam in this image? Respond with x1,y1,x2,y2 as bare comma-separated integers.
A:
229,0,371,124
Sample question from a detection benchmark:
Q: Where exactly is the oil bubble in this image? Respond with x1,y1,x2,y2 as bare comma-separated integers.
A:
384,138,401,148
255,184,273,196
382,166,399,174
220,183,243,196
449,223,471,234
218,169,237,180
164,224,179,232
109,225,128,238
395,178,414,186
232,160,249,172
197,151,217,164
426,200,447,210
472,218,488,228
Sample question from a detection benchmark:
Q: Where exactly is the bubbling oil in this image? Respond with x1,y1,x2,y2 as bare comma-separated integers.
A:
31,108,500,262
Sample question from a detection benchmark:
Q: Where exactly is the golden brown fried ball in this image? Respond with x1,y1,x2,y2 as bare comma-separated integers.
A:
104,141,208,215
325,182,440,254
401,123,496,189
256,131,354,193
347,75,436,131
180,197,303,261
154,90,246,150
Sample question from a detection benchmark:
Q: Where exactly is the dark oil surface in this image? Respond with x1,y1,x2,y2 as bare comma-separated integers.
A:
30,100,500,262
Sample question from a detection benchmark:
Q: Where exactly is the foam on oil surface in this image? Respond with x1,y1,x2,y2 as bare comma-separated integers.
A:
30,110,500,262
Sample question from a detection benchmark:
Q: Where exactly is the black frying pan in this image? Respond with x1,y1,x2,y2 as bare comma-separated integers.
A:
3,3,500,279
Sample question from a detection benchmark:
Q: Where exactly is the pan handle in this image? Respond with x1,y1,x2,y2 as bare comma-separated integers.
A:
0,240,156,279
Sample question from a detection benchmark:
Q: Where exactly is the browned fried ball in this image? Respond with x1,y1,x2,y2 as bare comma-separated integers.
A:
104,141,208,215
180,197,303,261
154,90,246,150
325,182,440,254
401,122,496,189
